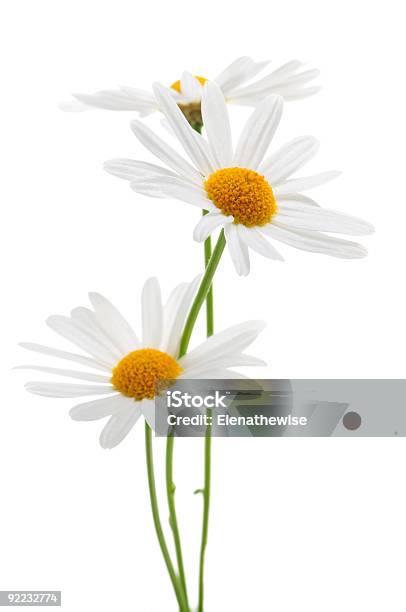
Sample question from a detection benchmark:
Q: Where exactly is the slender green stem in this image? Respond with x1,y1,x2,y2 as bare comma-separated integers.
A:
203,211,214,337
197,407,212,612
199,209,214,612
145,423,189,612
166,433,190,609
179,230,226,359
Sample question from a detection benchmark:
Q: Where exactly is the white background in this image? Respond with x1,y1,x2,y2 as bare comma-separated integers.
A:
1,0,405,610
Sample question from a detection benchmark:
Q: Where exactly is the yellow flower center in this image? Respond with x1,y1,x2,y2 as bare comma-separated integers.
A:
170,76,207,93
111,348,183,400
204,167,277,227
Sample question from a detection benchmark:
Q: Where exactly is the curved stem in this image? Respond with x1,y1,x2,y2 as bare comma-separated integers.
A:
145,423,189,612
179,230,226,359
166,433,190,609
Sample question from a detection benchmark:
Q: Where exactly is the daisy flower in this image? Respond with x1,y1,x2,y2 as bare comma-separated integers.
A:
62,56,320,124
17,278,265,448
104,81,374,276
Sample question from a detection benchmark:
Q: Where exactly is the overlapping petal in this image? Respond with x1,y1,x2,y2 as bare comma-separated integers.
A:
63,56,320,114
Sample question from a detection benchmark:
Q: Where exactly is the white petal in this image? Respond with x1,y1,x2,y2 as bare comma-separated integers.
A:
15,365,110,383
66,307,100,335
88,293,140,354
231,353,266,367
225,224,250,276
152,83,215,175
179,320,265,370
104,159,177,181
161,282,189,352
131,176,214,210
70,394,135,421
73,88,155,112
193,212,232,243
130,181,171,199
274,171,341,195
278,69,320,88
238,225,284,260
276,194,320,209
228,61,314,100
180,353,266,378
181,367,252,381
230,85,321,105
18,343,109,372
180,71,203,101
274,207,374,236
118,86,156,104
224,93,263,107
142,278,163,347
261,223,368,258
262,60,304,79
141,399,156,430
163,276,201,358
130,120,202,184
205,369,251,380
70,308,123,360
25,382,114,398
46,316,117,367
233,95,283,169
247,60,303,89
280,86,321,101
259,136,320,184
214,56,269,93
158,85,184,103
201,81,233,167
99,407,141,449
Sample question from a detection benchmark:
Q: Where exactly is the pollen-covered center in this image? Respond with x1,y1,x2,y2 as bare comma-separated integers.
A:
205,167,277,227
111,348,183,401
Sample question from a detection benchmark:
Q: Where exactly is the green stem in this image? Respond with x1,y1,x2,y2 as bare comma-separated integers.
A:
145,423,189,612
203,211,214,337
199,210,214,612
197,407,212,612
166,433,190,609
179,230,226,359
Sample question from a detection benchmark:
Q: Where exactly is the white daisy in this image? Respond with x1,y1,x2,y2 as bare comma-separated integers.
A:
62,56,320,122
17,278,266,448
104,81,374,276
